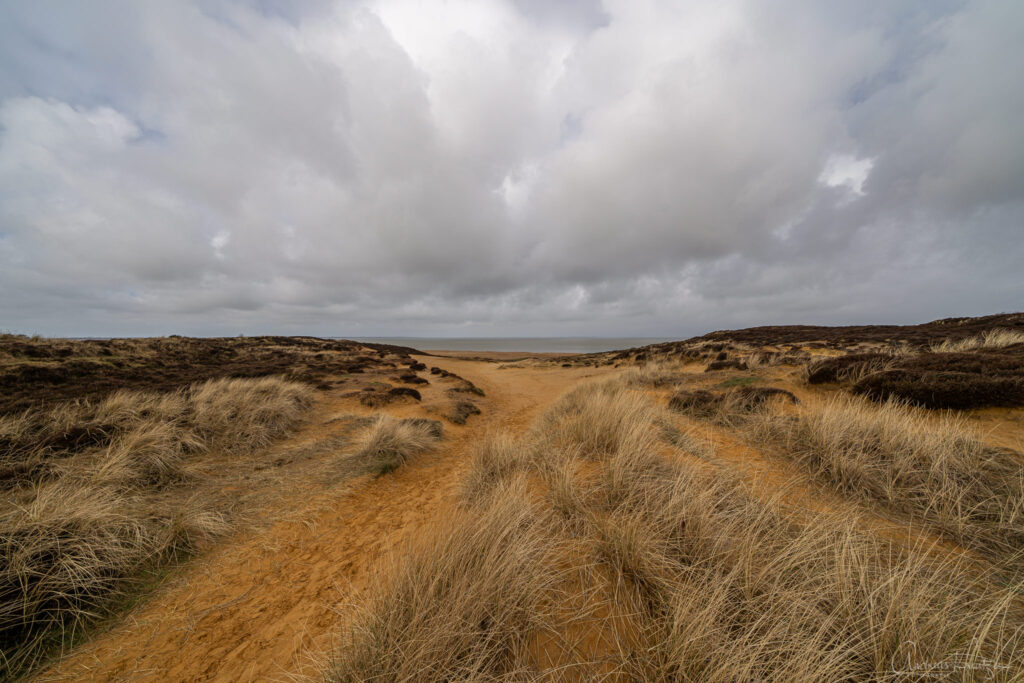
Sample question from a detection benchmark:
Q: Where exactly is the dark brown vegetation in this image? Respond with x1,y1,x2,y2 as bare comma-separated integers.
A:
428,366,486,396
704,359,747,372
804,341,1024,409
668,386,798,419
852,348,1024,409
447,400,482,425
355,386,423,407
805,352,895,384
667,389,721,417
572,312,1024,371
0,334,420,415
686,312,1024,348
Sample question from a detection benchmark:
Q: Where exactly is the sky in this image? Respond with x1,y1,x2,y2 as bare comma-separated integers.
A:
1,0,1022,338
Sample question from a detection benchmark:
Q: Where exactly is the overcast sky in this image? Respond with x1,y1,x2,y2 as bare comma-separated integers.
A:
1,0,1021,338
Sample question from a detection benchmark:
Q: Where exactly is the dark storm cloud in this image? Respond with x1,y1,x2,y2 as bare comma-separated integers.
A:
0,0,1021,337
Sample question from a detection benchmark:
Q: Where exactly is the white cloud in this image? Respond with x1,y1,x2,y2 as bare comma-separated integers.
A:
0,0,1021,337
819,154,874,197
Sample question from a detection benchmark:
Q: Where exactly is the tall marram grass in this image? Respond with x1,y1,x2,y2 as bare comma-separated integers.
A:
330,476,565,682
354,416,442,476
746,394,1024,560
330,379,1024,680
0,376,313,677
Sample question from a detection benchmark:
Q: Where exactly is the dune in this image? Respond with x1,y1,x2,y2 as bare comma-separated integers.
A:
3,319,1021,680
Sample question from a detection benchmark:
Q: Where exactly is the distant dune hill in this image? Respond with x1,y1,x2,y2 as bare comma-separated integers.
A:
607,312,1024,356
0,335,423,415
561,312,1024,412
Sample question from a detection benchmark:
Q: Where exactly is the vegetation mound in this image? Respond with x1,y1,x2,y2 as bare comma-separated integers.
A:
0,377,314,677
852,349,1024,408
354,416,442,476
0,334,420,415
669,386,798,419
802,337,1024,409
805,352,895,384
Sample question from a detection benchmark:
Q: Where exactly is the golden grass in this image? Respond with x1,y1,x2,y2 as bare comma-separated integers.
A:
329,476,567,682
932,328,1024,353
529,380,657,460
353,416,442,476
746,394,1024,561
458,433,533,505
188,377,317,452
330,378,1024,680
619,362,688,388
0,376,314,677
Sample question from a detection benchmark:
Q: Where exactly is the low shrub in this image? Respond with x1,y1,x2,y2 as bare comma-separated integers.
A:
854,369,1024,409
358,386,423,407
704,359,747,372
809,347,1024,409
668,386,798,420
805,352,894,384
667,389,720,418
447,401,481,425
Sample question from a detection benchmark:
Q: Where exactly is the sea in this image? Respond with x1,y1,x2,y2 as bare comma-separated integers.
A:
346,337,675,354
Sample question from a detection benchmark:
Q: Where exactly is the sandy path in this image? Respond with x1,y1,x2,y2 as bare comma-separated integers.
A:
37,359,615,682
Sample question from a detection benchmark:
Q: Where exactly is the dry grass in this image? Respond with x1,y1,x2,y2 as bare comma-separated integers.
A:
188,377,316,452
329,477,566,682
353,416,442,476
932,328,1024,353
458,433,533,505
0,377,314,677
331,378,1024,680
746,394,1024,561
586,462,1023,680
619,362,688,388
528,380,658,460
803,352,900,385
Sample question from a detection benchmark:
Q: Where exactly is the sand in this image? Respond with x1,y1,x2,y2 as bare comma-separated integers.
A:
37,356,617,682
33,354,1023,681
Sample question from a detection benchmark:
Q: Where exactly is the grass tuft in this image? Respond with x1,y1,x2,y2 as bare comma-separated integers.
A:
746,394,1024,560
354,416,442,476
931,328,1024,353
0,376,313,677
329,479,564,682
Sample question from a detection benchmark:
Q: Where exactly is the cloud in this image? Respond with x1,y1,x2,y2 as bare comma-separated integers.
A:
0,0,1021,337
